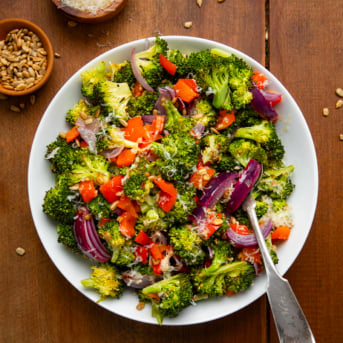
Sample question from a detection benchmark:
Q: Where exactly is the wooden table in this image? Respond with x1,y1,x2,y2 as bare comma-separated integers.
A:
1,1,342,341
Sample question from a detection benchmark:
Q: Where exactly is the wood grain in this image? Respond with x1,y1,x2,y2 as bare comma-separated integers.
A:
269,0,343,341
0,1,268,342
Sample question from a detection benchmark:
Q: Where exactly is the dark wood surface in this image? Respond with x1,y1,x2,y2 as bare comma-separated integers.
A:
1,1,342,342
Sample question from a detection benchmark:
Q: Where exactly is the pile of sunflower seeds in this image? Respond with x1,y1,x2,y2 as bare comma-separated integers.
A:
0,28,48,91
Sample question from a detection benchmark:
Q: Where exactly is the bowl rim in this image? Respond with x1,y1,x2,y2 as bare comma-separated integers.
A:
0,18,54,96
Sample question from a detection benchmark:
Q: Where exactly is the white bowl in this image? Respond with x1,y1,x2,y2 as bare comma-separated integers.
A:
28,36,318,326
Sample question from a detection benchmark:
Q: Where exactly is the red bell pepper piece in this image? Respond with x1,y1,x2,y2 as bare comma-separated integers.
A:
215,110,235,130
173,78,199,103
65,126,80,143
134,246,149,264
134,231,152,246
79,180,98,203
159,54,177,75
116,149,136,167
124,116,146,142
99,175,124,203
190,167,216,190
119,211,136,238
252,72,268,89
117,195,139,218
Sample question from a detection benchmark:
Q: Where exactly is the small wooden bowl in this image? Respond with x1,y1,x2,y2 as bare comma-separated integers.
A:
51,0,128,24
0,18,54,96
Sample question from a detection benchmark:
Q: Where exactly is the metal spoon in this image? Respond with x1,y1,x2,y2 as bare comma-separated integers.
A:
242,193,316,343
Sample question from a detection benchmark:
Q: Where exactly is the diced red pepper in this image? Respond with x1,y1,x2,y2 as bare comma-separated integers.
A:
133,81,144,98
124,116,146,142
150,243,164,260
230,222,250,235
119,211,136,238
78,180,98,203
190,167,216,190
252,72,268,89
215,110,235,130
153,177,177,198
157,190,176,213
238,247,262,264
134,231,152,246
65,126,80,143
271,225,291,241
159,54,177,75
99,175,124,203
152,261,163,275
117,195,139,218
173,78,199,103
134,246,149,264
116,149,136,167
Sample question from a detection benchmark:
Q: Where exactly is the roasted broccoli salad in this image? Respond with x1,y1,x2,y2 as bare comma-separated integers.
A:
43,37,295,324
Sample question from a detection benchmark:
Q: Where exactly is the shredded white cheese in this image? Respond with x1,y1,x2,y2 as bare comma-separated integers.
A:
61,0,114,13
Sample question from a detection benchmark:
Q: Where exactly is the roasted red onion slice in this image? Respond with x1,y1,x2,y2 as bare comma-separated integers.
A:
198,171,239,208
154,86,176,116
100,146,124,159
75,117,101,154
260,89,282,106
251,86,279,122
226,219,273,247
122,270,163,289
130,48,155,93
73,207,111,262
226,159,262,213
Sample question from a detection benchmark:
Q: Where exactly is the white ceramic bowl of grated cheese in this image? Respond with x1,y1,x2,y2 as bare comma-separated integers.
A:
51,0,128,23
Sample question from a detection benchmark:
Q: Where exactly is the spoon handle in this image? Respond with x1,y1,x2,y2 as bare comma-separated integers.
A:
243,194,316,343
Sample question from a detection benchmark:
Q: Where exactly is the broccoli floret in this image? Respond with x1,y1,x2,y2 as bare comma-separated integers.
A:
255,200,269,217
135,195,168,231
192,259,254,297
81,263,124,301
133,36,168,89
64,153,111,186
81,61,108,100
215,154,241,172
42,177,79,225
201,133,230,164
126,91,159,117
234,120,285,165
256,165,295,200
272,198,288,212
141,273,193,325
98,219,126,263
228,139,268,167
265,235,279,265
87,194,112,220
175,49,214,81
56,223,80,253
163,99,194,134
96,125,138,152
66,99,101,126
123,174,149,202
110,61,136,86
97,81,132,120
151,133,200,182
45,135,84,175
166,48,184,67
169,225,205,265
204,63,232,111
193,99,218,128
114,242,136,266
